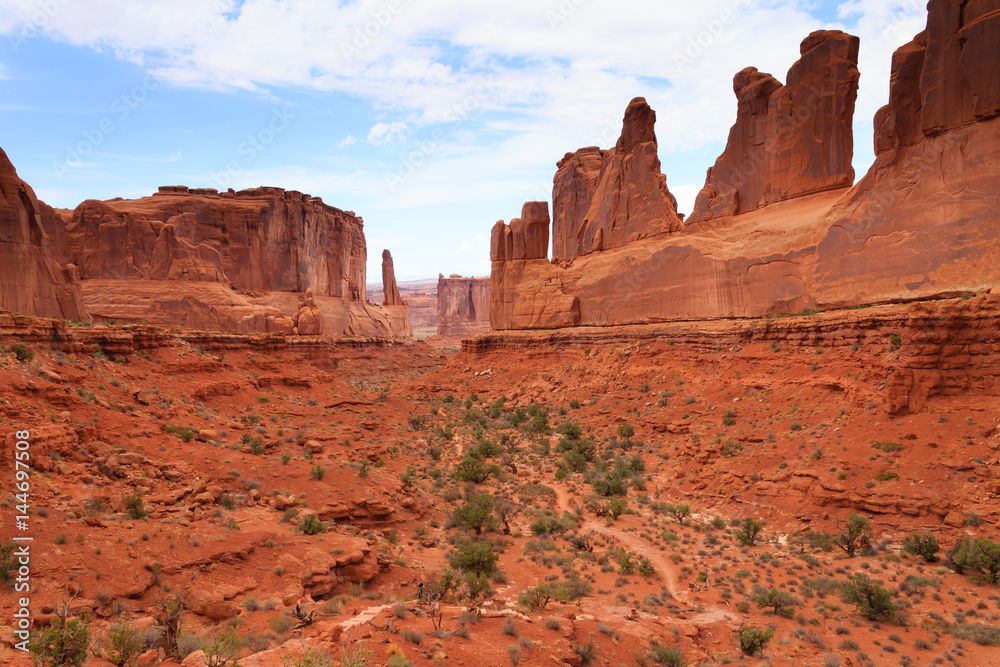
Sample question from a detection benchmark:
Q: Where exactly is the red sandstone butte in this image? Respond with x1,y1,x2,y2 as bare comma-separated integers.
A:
437,274,490,337
0,147,88,321
489,3,1000,330
0,169,411,337
381,249,404,306
689,30,861,223
552,97,682,261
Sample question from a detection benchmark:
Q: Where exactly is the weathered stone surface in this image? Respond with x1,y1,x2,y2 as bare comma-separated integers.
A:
0,168,410,336
0,147,88,320
876,0,1000,152
690,30,860,223
552,98,682,260
488,7,1000,331
381,249,403,306
437,274,490,336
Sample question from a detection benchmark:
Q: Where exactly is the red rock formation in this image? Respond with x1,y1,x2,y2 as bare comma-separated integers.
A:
0,148,87,320
690,31,860,223
489,6,1000,331
0,178,413,337
437,274,490,336
381,249,404,306
813,0,1000,308
552,98,682,260
551,147,603,261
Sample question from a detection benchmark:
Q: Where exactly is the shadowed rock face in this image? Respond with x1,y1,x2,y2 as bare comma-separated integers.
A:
381,250,404,306
0,170,410,336
0,147,87,320
437,274,490,336
489,3,1000,331
690,30,861,224
52,186,369,300
551,97,682,261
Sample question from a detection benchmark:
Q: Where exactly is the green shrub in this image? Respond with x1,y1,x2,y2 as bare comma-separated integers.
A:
836,512,872,557
735,517,763,546
947,537,1000,583
30,615,91,667
840,573,896,621
309,464,325,481
902,532,939,562
753,587,798,618
125,491,146,520
452,494,497,535
14,343,34,363
298,514,326,535
737,624,774,655
449,541,498,575
101,618,145,667
648,642,685,666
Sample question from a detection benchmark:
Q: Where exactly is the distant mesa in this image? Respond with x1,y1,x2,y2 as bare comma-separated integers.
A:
490,1,1000,330
437,274,490,337
0,165,411,337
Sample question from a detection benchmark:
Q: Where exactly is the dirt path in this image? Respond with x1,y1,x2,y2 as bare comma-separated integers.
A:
551,485,690,603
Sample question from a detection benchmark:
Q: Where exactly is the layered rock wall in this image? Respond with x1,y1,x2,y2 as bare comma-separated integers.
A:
437,274,490,336
551,98,683,260
0,172,411,336
489,11,1000,331
690,31,861,223
0,148,88,321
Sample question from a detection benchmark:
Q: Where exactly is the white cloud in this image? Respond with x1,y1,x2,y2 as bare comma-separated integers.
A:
366,121,407,146
456,232,488,254
335,135,359,148
0,0,931,277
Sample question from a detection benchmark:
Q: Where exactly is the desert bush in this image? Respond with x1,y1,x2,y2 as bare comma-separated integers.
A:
840,573,896,621
836,512,873,557
902,532,939,562
101,618,146,666
753,588,798,618
449,541,498,575
297,514,326,535
737,624,774,655
30,614,91,667
946,537,1000,583
735,517,764,546
648,642,685,666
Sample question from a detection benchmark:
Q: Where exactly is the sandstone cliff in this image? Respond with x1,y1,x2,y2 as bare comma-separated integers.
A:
552,97,683,260
0,148,88,321
0,168,410,336
690,31,860,223
437,274,490,337
381,250,404,306
490,8,1000,331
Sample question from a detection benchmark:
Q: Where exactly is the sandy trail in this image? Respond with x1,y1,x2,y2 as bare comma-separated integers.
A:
551,484,689,604
551,485,738,625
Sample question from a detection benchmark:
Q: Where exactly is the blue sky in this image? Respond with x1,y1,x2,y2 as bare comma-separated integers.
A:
0,0,927,282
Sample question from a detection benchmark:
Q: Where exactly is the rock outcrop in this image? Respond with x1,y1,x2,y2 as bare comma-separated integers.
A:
551,98,683,260
0,171,410,336
437,274,490,336
690,31,861,223
381,250,404,306
0,148,88,320
489,7,1000,331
